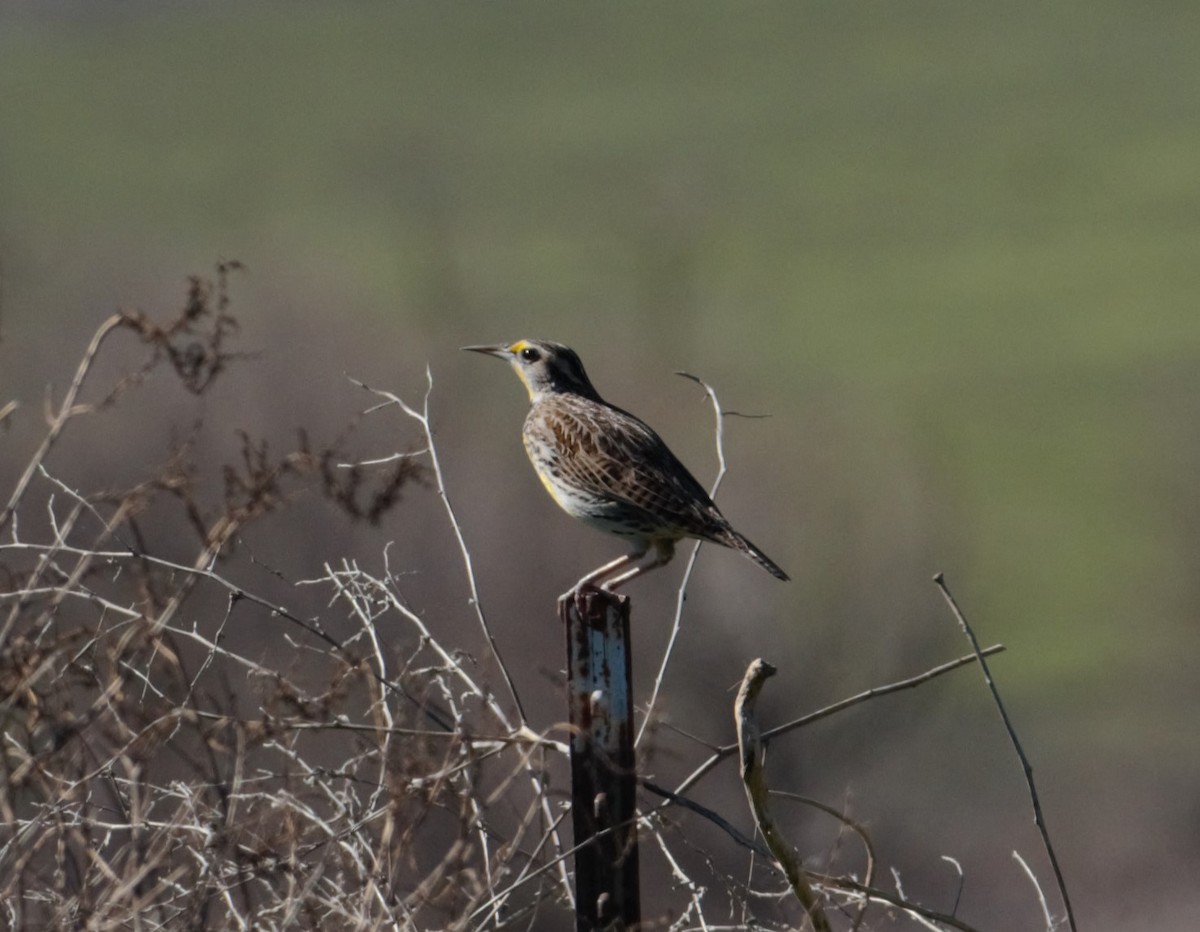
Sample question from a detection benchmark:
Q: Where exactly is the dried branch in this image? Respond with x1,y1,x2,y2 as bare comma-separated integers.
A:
810,874,987,932
770,790,876,932
669,643,1006,800
935,573,1076,932
1013,849,1056,931
637,371,730,748
734,658,831,932
1,313,125,534
640,779,771,859
347,372,576,911
349,373,527,727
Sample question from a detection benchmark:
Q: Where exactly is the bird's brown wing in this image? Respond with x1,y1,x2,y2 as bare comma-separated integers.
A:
531,396,731,540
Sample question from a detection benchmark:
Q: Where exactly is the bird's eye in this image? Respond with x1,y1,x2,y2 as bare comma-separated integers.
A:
520,347,540,362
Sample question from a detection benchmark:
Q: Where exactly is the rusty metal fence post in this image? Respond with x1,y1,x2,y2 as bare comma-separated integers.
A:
560,588,641,931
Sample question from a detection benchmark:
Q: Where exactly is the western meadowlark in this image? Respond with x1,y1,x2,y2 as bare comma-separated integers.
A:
463,339,789,592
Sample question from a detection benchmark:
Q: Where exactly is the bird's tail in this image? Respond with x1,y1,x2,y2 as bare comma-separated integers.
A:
722,529,790,581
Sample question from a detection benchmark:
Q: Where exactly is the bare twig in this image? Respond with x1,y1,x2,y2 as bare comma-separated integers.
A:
636,372,729,747
349,372,527,726
352,373,581,910
941,855,965,918
1,314,124,533
640,779,771,859
810,874,987,932
771,791,876,932
1014,849,1056,931
934,572,1076,932
669,644,1006,800
636,373,778,751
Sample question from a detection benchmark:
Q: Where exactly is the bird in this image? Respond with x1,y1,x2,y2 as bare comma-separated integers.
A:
463,339,789,593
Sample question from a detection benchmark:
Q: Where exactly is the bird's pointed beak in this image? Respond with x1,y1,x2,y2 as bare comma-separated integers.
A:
461,343,512,359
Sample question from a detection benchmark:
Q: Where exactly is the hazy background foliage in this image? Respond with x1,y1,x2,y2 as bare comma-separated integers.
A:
1,2,1198,928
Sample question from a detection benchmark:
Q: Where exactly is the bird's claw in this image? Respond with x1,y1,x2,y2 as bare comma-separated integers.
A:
572,581,603,616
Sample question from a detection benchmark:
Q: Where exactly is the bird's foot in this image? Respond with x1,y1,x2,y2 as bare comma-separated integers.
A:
573,581,604,616
557,580,609,617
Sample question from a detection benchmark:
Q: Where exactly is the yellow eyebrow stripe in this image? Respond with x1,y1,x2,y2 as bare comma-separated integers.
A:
509,340,528,353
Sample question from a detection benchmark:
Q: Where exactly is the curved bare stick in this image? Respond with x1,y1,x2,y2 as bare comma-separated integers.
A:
636,372,728,747
1013,849,1056,931
770,790,876,932
735,658,831,932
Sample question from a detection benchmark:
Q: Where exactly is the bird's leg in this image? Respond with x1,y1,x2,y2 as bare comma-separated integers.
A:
575,552,642,590
601,539,676,592
567,546,647,610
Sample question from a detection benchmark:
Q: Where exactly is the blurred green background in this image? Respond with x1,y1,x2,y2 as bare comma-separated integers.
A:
2,2,1198,928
